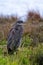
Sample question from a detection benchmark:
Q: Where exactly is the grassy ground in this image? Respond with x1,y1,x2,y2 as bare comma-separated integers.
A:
0,37,43,65
0,46,32,65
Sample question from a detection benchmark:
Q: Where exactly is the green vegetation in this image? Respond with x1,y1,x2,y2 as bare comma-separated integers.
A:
0,34,43,65
0,39,6,45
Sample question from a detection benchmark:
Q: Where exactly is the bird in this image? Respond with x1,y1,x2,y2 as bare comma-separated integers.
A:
7,20,23,54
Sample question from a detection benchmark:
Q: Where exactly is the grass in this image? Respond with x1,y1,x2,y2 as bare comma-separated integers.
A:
0,44,43,65
0,47,31,65
0,39,7,45
0,35,43,65
0,37,32,65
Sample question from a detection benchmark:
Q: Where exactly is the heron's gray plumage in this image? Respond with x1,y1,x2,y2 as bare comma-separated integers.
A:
7,20,23,54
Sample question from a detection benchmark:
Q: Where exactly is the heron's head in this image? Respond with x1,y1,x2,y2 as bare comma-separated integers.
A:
17,20,23,24
16,20,24,26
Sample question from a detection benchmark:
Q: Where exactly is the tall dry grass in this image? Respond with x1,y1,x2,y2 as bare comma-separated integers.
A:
0,11,43,40
0,15,18,40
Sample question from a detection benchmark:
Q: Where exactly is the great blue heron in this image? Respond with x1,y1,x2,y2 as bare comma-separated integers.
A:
7,20,23,54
